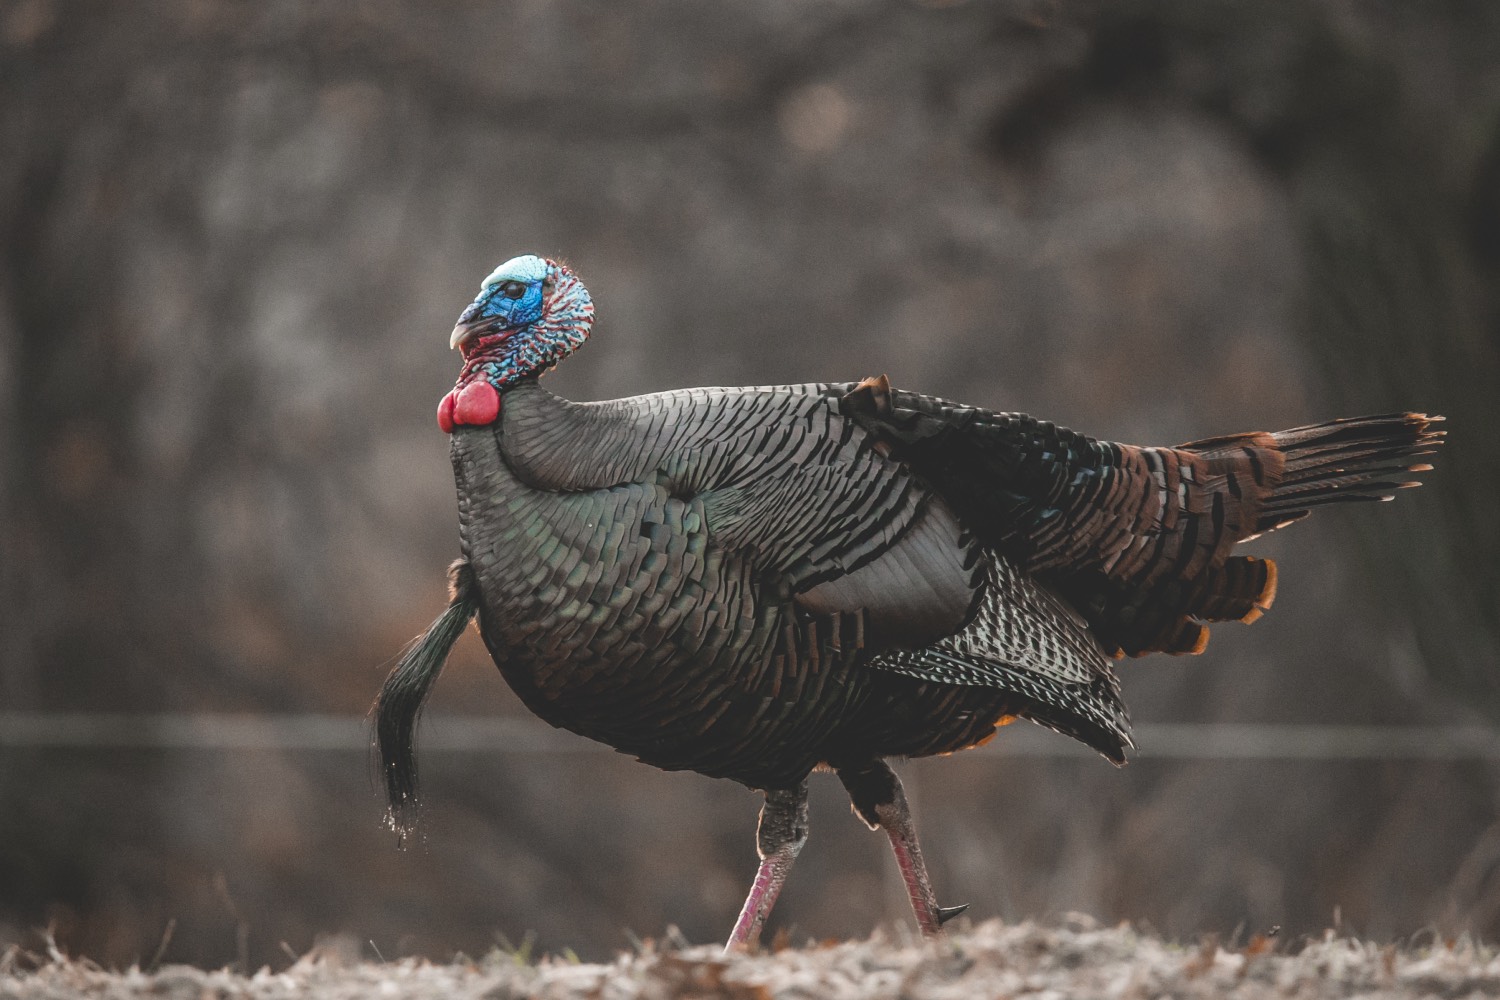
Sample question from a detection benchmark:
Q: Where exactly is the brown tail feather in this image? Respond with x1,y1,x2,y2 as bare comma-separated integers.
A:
1137,556,1276,656
1159,617,1210,656
842,384,1443,662
1076,413,1439,657
1252,413,1444,531
1190,555,1278,624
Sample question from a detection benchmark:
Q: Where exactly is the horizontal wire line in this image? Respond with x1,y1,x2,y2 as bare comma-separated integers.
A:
2,713,1499,760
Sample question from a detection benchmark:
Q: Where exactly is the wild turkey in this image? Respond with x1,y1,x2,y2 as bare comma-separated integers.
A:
376,254,1443,949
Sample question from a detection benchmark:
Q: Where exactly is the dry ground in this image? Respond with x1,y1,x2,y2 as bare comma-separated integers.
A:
4,918,1498,1000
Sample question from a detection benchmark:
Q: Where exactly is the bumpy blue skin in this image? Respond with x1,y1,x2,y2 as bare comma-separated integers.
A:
459,278,545,330
451,254,595,394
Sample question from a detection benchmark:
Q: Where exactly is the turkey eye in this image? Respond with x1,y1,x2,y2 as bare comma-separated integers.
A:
502,281,527,300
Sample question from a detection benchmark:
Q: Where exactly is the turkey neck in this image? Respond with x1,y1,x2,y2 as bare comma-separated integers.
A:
449,377,666,491
492,378,632,491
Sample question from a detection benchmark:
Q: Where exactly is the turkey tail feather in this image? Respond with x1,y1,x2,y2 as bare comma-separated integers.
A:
842,384,1444,661
1253,413,1444,532
1189,555,1277,626
374,558,479,839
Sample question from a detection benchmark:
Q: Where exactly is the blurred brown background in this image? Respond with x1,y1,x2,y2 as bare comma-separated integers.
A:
3,0,1499,970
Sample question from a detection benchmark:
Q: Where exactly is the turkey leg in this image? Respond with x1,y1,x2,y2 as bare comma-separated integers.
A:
838,760,967,937
724,782,810,951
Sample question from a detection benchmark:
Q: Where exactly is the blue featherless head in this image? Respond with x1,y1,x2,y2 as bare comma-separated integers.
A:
440,254,596,430
451,254,550,341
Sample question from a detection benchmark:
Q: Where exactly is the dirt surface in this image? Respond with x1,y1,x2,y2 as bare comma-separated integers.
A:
5,918,1497,1000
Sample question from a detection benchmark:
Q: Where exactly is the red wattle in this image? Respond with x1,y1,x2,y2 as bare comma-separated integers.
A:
437,390,457,433
453,380,501,426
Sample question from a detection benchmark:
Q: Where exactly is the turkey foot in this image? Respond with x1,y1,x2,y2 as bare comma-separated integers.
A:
724,782,809,951
838,760,964,937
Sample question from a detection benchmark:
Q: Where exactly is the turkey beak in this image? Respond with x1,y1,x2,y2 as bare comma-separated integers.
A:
450,319,484,352
450,309,505,353
451,300,483,351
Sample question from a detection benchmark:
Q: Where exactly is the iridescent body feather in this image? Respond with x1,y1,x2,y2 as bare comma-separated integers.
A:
378,255,1443,948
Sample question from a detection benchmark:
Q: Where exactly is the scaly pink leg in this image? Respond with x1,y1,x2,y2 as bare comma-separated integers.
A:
838,760,967,937
724,783,809,951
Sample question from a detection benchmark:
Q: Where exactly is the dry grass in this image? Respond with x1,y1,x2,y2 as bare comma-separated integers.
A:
4,917,1498,1000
